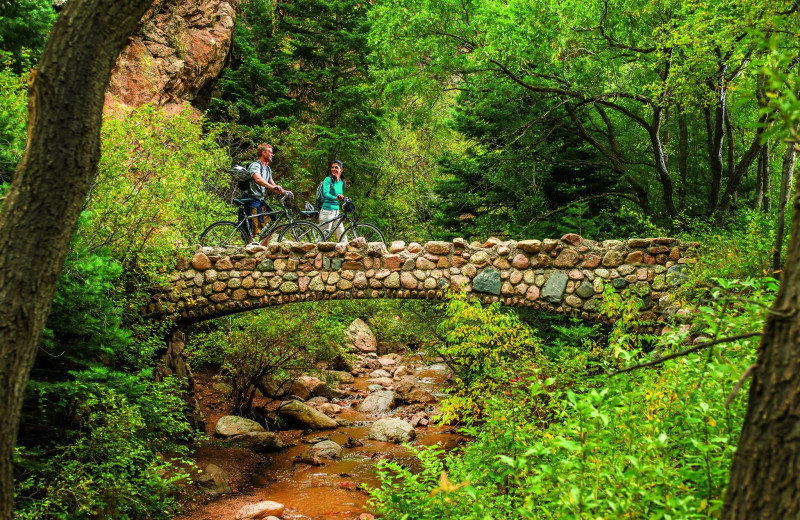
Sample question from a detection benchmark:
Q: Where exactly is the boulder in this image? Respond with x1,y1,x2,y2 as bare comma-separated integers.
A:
393,365,410,378
106,0,236,116
345,318,378,353
393,376,418,397
277,400,338,429
234,500,285,520
406,388,436,404
229,431,286,453
326,370,355,383
315,403,342,416
366,377,394,387
410,411,429,427
297,376,329,398
306,396,329,405
370,369,392,378
377,355,397,366
196,464,231,496
311,440,343,459
357,390,399,414
215,415,264,437
262,376,328,400
368,418,416,443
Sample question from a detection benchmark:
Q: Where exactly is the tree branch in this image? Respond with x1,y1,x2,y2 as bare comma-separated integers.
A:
608,332,763,376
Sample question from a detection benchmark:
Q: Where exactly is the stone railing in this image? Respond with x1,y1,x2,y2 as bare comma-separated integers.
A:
145,234,698,324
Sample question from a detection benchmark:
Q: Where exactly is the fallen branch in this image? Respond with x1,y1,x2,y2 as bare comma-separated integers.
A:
608,331,763,376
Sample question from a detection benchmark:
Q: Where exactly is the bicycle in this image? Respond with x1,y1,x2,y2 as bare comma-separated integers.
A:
300,197,386,245
199,192,324,247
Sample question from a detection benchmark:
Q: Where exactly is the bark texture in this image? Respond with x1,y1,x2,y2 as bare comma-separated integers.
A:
722,142,800,519
0,0,151,517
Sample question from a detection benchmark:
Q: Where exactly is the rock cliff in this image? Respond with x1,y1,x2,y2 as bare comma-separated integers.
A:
105,0,237,116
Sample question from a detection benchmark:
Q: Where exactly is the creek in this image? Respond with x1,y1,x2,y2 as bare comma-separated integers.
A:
179,351,462,520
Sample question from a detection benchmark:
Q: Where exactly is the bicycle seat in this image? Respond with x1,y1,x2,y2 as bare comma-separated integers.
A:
301,201,319,218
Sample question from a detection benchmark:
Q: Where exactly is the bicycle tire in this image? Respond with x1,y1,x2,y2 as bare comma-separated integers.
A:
199,221,249,247
340,223,386,246
277,220,325,243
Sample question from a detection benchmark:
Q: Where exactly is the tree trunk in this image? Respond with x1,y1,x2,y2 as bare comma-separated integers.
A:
753,142,769,210
648,108,678,217
771,142,797,274
0,0,151,517
722,140,800,519
705,102,725,216
718,115,770,215
678,111,688,206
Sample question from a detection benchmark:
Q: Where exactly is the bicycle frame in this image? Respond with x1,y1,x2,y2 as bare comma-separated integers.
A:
316,211,354,241
238,194,298,242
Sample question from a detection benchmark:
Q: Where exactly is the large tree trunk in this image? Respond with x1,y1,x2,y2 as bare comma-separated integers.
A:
722,140,800,519
0,0,151,517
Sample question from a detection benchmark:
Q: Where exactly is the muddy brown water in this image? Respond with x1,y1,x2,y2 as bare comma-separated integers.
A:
181,358,461,520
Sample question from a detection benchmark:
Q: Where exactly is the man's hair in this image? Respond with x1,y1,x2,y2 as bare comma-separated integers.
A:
257,143,273,156
331,159,343,169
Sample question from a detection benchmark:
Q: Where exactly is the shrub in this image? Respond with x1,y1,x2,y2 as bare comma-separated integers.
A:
80,104,230,279
369,278,775,519
432,292,543,425
16,372,194,520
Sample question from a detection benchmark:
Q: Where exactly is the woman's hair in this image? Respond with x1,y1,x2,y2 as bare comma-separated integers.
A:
331,159,344,170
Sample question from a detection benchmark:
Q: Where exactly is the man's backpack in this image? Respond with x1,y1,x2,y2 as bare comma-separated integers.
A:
314,174,345,209
230,165,251,193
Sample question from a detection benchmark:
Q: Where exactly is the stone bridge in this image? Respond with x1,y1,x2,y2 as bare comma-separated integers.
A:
146,234,698,325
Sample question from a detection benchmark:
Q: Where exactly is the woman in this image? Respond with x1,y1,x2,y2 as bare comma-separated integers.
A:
318,160,346,240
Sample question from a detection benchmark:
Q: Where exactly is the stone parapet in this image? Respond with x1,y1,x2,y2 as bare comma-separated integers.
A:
145,234,699,323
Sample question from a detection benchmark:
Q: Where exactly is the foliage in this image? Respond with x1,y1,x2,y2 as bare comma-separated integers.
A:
15,217,197,519
680,209,781,282
16,373,194,520
370,0,799,232
190,303,347,415
81,105,230,279
369,277,775,519
0,62,27,182
208,0,384,212
0,0,56,70
433,292,543,424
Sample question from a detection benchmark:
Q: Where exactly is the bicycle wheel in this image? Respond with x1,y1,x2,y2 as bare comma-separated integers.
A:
199,221,249,247
277,220,324,243
340,223,386,245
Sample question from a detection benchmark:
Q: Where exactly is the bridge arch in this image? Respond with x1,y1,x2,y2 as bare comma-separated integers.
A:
146,234,698,326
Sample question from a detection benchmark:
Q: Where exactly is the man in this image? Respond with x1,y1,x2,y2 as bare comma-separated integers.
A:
318,160,346,240
245,143,285,237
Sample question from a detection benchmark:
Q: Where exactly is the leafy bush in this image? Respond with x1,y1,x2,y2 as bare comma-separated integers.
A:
369,278,775,519
17,372,194,520
0,63,27,182
15,218,198,519
188,302,349,415
80,105,230,279
432,292,543,425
